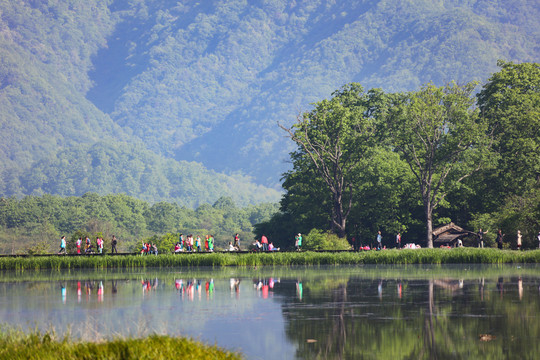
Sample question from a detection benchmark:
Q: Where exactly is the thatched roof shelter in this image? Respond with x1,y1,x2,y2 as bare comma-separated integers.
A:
433,222,476,246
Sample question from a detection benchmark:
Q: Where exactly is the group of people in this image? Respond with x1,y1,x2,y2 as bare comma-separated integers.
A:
488,229,540,250
252,234,284,251
141,242,158,255
174,234,215,253
58,235,119,254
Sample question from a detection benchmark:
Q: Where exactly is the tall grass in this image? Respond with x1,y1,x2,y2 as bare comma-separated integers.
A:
1,248,540,271
0,328,241,360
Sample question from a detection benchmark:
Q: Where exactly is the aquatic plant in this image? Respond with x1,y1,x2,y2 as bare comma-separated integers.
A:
0,328,241,360
0,248,539,271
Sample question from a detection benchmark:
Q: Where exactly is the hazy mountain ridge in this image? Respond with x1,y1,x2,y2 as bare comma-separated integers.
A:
0,0,538,202
0,0,280,205
96,0,539,185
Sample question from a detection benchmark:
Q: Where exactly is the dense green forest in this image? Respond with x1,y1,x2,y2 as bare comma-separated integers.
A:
0,0,279,205
1,0,539,202
257,62,540,250
0,193,278,254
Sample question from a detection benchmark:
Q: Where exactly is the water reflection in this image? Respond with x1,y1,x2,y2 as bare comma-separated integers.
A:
0,266,539,359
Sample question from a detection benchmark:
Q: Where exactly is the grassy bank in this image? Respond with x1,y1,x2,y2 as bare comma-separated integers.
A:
0,329,241,360
1,248,540,271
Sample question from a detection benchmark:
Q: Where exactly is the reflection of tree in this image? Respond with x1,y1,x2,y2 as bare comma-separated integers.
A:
322,284,347,359
280,276,540,359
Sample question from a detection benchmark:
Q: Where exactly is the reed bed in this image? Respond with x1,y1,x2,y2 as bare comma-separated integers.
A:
1,248,540,271
0,328,241,360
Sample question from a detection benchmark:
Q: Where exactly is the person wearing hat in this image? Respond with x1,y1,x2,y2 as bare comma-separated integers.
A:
295,233,302,251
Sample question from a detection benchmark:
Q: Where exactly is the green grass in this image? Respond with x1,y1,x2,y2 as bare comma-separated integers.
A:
0,328,241,360
1,248,540,271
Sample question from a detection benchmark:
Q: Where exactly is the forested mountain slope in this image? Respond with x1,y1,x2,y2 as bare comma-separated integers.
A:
0,0,279,205
93,0,539,185
1,0,538,203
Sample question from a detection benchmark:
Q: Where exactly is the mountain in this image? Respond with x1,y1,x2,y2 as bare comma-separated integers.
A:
0,0,279,206
89,0,540,186
1,0,539,201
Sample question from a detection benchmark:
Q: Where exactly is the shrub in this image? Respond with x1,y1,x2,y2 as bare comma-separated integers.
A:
303,229,351,251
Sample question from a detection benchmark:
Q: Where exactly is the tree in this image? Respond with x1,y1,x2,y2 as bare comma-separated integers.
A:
477,61,540,195
279,84,385,238
389,82,492,248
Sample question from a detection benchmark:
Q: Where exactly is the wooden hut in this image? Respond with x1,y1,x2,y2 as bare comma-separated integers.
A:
432,222,476,247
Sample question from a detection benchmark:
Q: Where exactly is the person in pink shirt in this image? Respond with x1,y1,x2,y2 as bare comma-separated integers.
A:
261,235,268,251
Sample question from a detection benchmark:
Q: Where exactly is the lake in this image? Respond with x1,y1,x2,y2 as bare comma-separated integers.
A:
1,265,539,359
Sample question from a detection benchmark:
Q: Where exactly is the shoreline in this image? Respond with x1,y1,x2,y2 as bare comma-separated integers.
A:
1,248,539,271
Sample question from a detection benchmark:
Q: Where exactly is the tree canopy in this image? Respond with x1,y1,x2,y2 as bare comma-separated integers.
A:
260,62,540,249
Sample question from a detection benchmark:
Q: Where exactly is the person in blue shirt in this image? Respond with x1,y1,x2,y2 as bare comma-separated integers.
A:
376,231,382,250
58,236,66,254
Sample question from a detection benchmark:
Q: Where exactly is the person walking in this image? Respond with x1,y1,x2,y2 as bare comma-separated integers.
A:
76,237,82,254
517,230,522,250
57,236,66,255
376,231,382,250
396,233,401,249
538,231,540,249
496,229,504,249
111,235,118,253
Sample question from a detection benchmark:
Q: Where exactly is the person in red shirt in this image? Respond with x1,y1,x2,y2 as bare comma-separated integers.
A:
261,235,268,251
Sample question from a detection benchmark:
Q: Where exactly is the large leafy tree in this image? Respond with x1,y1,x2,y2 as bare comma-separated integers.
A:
279,84,385,238
389,82,492,248
477,61,540,194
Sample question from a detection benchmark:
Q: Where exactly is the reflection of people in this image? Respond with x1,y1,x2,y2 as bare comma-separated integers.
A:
497,277,504,298
479,278,484,301
296,281,303,301
61,284,66,304
518,277,523,300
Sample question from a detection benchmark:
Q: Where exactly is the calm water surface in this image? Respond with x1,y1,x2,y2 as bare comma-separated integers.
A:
1,265,539,359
